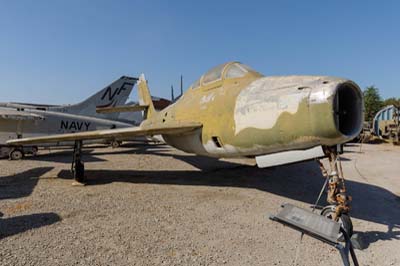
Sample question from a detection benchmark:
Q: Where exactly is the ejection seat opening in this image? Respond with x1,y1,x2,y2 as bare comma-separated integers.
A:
334,83,363,137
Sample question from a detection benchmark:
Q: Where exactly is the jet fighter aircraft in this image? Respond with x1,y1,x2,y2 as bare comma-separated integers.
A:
8,62,363,174
0,76,137,159
7,61,364,237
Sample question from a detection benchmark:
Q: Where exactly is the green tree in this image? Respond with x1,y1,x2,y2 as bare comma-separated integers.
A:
363,86,383,121
383,97,400,107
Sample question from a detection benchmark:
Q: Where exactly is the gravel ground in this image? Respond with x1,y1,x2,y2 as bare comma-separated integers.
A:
0,142,399,265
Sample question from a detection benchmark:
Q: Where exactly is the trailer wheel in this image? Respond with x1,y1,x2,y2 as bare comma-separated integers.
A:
32,146,38,156
9,149,24,160
111,140,121,148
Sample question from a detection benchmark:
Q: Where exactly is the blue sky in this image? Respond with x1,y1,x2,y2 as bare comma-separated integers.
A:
0,1,399,104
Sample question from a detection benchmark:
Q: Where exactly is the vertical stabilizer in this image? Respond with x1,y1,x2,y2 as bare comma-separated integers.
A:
137,74,156,119
49,76,137,120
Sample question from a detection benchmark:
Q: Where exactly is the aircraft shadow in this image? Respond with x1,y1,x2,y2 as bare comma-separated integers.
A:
29,144,169,163
89,144,171,157
30,149,107,163
0,167,61,239
55,153,400,247
0,212,61,239
0,167,54,200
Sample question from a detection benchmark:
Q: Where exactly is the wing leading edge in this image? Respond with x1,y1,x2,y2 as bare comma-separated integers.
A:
96,104,149,114
6,121,202,145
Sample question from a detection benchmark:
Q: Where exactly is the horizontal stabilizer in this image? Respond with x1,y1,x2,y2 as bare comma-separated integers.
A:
7,121,202,145
96,104,149,114
0,108,45,121
255,146,325,168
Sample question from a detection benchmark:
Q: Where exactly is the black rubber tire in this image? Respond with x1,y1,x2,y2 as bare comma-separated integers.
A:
321,207,353,242
111,141,121,149
31,146,38,156
74,161,85,183
9,149,24,160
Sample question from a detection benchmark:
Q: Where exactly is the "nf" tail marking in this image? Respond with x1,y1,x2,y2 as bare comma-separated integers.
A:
101,82,134,102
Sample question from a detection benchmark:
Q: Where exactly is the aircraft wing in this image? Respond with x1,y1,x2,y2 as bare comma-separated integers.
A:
0,108,45,121
6,121,202,145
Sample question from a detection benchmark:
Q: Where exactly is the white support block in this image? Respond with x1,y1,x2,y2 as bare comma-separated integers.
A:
255,146,325,168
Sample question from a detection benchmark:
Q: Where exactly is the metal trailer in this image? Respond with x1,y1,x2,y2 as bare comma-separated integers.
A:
372,105,399,144
0,145,38,160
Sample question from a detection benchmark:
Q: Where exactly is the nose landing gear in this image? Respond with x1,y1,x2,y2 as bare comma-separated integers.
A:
320,146,353,240
269,146,359,266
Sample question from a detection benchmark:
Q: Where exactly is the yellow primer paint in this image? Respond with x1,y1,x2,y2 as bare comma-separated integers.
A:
142,62,363,158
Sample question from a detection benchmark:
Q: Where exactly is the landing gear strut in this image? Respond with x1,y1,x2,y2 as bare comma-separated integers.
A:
319,146,353,239
71,140,85,184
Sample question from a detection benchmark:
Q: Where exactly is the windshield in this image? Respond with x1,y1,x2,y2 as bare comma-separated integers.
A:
225,63,249,78
191,62,258,89
191,78,201,89
202,63,225,84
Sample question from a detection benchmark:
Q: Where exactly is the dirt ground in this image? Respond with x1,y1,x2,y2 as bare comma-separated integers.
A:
0,142,399,266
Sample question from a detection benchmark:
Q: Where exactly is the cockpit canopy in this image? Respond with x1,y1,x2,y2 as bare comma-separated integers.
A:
191,62,261,89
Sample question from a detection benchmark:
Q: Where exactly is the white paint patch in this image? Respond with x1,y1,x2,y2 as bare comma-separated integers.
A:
309,90,328,104
200,92,215,104
234,79,310,134
199,92,216,110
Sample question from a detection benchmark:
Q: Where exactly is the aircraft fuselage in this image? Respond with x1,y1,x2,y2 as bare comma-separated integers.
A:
0,108,131,146
144,65,363,158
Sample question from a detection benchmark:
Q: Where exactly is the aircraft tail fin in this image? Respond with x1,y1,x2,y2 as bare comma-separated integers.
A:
50,76,137,120
137,74,156,119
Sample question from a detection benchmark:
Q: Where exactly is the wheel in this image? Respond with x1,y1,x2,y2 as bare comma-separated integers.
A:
111,140,121,148
31,146,38,156
9,149,24,160
321,205,353,242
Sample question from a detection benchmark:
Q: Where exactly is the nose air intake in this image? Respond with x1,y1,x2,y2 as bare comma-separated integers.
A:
333,82,363,138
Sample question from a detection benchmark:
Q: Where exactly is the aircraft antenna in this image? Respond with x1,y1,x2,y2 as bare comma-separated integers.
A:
180,75,183,96
171,85,175,102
